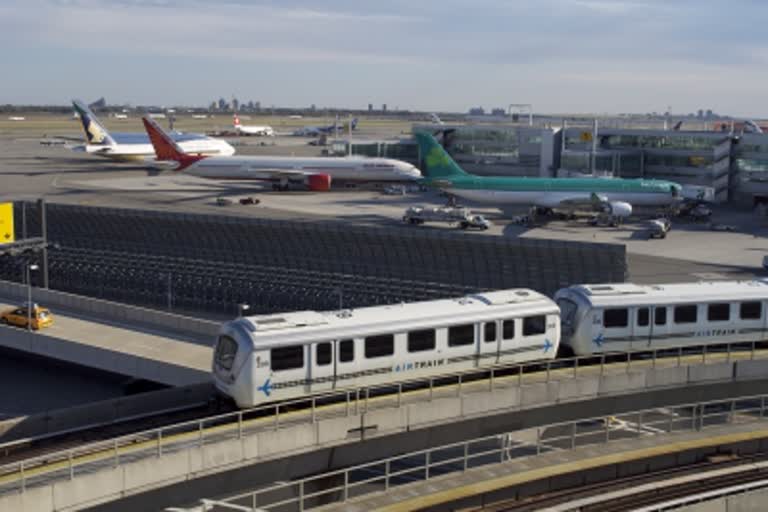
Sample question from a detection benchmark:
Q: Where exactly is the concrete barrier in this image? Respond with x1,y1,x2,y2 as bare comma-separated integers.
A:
0,324,209,388
8,359,768,512
0,383,214,444
735,359,768,380
0,279,218,339
688,362,734,383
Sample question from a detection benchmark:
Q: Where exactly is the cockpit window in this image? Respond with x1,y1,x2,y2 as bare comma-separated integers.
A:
215,335,238,371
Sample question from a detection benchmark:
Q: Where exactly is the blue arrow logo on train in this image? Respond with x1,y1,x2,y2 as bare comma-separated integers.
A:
542,339,553,353
257,378,273,397
592,333,605,348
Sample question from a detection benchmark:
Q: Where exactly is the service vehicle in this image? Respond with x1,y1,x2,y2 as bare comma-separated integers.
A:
403,206,490,230
0,303,54,330
648,218,671,239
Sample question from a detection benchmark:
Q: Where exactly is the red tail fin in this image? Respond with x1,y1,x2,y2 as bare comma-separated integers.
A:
142,116,186,161
233,114,241,127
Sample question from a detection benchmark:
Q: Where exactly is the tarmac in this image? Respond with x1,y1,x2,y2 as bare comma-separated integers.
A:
1,129,768,284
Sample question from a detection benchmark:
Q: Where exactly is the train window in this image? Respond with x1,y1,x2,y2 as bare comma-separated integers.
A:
655,307,667,326
316,342,331,366
339,339,354,363
707,303,730,322
741,302,762,320
523,315,546,336
214,336,238,371
408,329,436,352
674,305,698,324
502,320,515,340
271,346,304,371
365,334,394,358
604,308,628,328
637,308,649,327
484,322,497,343
448,324,475,347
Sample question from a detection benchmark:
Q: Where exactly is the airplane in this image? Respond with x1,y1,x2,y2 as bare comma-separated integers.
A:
142,116,421,191
293,117,359,137
414,132,684,223
69,100,235,162
233,114,274,136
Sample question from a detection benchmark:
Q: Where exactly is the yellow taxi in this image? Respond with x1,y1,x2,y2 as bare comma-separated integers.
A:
0,303,54,330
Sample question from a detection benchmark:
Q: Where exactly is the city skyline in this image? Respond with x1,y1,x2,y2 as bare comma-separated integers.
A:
2,0,768,116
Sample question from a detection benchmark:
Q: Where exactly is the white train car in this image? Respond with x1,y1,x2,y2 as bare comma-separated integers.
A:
555,280,768,356
213,290,560,408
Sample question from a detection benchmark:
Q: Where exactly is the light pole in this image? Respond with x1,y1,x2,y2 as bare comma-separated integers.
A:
26,263,39,331
238,304,250,318
166,273,172,311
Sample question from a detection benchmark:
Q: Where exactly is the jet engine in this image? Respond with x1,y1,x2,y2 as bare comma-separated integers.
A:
608,201,632,217
307,173,332,191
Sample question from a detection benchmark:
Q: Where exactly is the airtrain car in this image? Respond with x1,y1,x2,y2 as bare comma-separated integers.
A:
555,280,768,355
213,290,560,408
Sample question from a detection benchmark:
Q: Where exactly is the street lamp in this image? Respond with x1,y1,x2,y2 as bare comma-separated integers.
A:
238,304,250,318
26,264,39,331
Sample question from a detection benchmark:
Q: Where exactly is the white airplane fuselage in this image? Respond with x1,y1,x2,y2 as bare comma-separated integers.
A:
183,156,421,182
236,125,274,136
77,138,236,161
447,188,677,208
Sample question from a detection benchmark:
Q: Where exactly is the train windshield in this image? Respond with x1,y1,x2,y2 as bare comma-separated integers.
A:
557,298,578,337
215,335,238,371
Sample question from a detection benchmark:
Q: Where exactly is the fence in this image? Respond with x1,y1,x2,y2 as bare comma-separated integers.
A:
191,393,768,511
0,341,765,500
2,203,627,314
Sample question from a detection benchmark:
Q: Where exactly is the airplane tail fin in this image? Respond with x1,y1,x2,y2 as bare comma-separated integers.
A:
72,99,116,146
414,132,468,179
142,116,205,170
233,114,241,128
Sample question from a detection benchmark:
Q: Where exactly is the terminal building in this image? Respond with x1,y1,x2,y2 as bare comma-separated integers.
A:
338,122,768,206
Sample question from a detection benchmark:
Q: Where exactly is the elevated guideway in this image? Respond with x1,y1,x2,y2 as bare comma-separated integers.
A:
0,280,216,386
3,343,768,511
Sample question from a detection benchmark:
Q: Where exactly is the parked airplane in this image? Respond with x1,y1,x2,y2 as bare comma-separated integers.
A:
70,100,235,161
293,117,358,137
233,114,274,136
414,132,683,221
142,116,420,190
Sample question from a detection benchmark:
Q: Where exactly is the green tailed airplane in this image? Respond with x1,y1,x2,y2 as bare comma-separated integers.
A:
415,132,683,219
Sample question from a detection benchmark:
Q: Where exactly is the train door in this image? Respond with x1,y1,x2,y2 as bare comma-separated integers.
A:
632,306,653,350
479,320,500,364
310,341,335,393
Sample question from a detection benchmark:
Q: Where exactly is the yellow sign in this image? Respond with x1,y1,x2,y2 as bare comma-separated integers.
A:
579,131,593,142
0,203,14,244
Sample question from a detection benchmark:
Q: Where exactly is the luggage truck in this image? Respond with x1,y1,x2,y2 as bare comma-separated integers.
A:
403,206,490,230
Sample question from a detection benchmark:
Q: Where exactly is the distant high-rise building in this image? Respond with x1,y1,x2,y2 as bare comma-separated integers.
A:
218,98,228,111
368,103,373,112
232,98,240,112
310,104,316,112
89,97,107,110
469,107,485,116
382,104,387,112
247,100,255,111
209,101,217,112
491,108,506,116
254,101,261,112
697,109,704,119
706,109,713,119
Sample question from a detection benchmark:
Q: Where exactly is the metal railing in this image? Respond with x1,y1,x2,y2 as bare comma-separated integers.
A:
193,394,768,512
0,340,765,497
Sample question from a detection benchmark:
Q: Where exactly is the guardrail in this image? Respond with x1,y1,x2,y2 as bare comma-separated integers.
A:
0,340,765,498
190,394,768,511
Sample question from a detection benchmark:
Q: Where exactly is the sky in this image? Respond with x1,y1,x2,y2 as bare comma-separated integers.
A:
2,0,768,116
